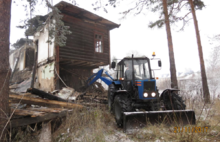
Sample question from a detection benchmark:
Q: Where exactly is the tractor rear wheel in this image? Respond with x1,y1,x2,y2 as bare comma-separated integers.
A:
108,89,113,112
113,95,133,127
163,92,186,110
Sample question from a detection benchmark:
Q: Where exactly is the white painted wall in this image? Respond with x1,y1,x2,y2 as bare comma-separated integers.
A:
36,23,55,63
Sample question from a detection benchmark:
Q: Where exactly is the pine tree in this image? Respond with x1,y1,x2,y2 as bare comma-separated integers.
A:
162,0,178,88
0,0,11,140
188,0,210,103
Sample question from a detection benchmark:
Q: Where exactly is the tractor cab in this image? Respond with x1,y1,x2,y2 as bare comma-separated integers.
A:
115,57,153,81
111,56,161,100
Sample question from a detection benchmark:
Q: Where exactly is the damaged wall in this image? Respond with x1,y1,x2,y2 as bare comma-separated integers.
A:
34,22,56,92
9,44,34,71
9,43,34,84
59,67,93,91
36,62,55,92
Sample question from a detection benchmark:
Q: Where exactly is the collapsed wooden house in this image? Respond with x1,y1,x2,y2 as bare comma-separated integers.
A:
33,1,119,92
10,1,119,92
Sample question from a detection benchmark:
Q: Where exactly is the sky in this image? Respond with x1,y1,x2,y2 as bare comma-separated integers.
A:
10,0,220,77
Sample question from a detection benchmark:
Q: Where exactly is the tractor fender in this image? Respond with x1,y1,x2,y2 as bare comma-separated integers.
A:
160,88,180,100
108,83,125,110
113,90,127,100
108,83,123,102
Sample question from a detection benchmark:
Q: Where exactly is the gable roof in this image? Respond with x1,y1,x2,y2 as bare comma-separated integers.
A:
55,1,120,30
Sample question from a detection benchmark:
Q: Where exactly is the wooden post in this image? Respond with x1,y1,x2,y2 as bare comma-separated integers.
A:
55,45,60,90
31,41,38,88
39,122,52,142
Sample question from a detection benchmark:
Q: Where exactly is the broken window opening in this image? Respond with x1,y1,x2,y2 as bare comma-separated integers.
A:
95,34,103,53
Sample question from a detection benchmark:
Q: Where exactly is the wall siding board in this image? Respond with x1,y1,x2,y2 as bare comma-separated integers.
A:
61,55,107,63
59,52,109,62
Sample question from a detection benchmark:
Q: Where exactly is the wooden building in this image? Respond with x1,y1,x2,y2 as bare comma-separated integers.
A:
33,1,119,92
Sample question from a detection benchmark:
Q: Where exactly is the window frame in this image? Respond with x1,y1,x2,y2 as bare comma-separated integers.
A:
94,32,104,53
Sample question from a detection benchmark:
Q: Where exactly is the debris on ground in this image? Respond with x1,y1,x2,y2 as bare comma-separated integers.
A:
8,79,107,130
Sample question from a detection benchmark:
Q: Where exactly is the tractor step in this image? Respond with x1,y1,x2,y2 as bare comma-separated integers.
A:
123,110,196,133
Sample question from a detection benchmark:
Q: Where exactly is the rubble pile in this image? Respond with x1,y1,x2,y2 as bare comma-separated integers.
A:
9,80,107,128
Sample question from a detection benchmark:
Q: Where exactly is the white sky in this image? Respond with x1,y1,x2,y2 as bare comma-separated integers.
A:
10,0,220,77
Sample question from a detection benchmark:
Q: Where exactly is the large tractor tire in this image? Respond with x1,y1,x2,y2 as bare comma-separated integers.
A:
108,84,115,112
108,89,113,112
163,92,186,110
113,95,133,127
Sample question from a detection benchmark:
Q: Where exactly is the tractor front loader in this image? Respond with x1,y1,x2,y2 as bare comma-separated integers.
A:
83,54,196,133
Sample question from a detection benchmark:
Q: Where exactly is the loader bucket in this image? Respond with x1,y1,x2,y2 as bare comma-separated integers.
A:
123,110,196,133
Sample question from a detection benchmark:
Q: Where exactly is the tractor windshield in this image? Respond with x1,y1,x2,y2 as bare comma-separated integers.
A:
124,59,151,80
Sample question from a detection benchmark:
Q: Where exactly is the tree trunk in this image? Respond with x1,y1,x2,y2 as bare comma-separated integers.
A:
162,0,178,89
0,0,11,140
189,0,210,103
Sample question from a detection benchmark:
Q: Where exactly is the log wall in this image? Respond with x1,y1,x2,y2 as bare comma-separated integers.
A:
60,14,110,66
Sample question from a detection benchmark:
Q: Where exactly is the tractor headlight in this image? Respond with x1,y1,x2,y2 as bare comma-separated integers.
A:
151,92,156,97
143,93,148,97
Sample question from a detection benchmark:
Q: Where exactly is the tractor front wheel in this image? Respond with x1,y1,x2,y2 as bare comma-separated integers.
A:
113,95,123,127
113,95,133,127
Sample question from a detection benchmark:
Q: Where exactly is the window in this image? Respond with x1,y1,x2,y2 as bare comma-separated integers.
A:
94,34,103,53
123,60,151,80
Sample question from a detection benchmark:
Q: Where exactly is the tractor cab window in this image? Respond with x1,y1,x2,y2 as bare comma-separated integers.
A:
123,59,150,80
116,64,123,79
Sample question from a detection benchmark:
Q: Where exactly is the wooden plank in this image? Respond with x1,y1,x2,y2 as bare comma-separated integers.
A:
55,45,60,90
10,110,70,128
60,45,94,53
60,48,94,55
26,107,67,113
13,109,46,117
9,94,84,109
108,30,111,66
64,39,109,50
63,14,108,32
59,52,109,63
60,64,98,70
27,88,67,102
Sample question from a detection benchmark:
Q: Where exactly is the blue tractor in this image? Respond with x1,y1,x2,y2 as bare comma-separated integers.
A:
85,54,195,132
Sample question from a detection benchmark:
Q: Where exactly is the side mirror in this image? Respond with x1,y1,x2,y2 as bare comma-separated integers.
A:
158,60,162,67
111,62,116,69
